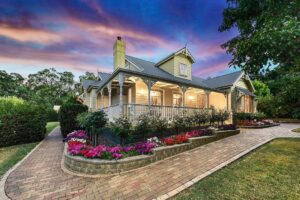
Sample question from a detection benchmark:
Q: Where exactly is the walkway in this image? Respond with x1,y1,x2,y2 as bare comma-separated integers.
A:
4,124,300,200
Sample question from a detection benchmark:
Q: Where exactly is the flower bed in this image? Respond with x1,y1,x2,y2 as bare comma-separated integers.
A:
237,120,280,128
63,129,240,175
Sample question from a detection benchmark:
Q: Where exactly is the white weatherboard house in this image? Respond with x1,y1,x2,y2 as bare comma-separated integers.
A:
80,37,257,121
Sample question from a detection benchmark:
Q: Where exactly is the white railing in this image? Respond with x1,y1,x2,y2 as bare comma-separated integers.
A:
100,104,211,122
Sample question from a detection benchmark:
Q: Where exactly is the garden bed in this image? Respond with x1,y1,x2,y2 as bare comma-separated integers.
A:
63,129,240,175
237,123,280,129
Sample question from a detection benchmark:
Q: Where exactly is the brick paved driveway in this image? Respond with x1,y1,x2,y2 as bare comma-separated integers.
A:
4,124,300,200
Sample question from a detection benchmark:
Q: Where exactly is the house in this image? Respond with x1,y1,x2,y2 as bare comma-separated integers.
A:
81,37,256,122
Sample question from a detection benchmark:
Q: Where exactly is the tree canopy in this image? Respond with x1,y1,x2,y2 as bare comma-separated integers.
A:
220,0,300,75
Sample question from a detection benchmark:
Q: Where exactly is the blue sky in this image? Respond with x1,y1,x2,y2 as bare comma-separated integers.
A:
0,0,239,78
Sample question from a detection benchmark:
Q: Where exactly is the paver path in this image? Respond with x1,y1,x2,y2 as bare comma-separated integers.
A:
4,124,300,200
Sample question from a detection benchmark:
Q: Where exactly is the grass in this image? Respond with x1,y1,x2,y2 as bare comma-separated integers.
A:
292,128,300,133
174,138,300,200
46,121,59,135
0,122,58,179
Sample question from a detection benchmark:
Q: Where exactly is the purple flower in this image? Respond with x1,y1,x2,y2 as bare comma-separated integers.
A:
112,153,123,159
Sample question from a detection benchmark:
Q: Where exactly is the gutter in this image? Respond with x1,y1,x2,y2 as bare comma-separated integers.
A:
94,68,225,94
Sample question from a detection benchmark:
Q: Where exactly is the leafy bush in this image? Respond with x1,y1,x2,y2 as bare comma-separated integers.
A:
210,107,218,125
46,108,58,122
218,110,230,126
76,112,91,129
0,97,47,147
292,108,300,119
110,117,132,145
193,109,210,126
172,114,187,134
83,110,108,129
135,114,152,140
234,112,266,123
58,103,88,137
150,114,168,137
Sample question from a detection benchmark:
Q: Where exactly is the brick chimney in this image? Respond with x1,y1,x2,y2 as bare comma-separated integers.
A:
113,36,126,70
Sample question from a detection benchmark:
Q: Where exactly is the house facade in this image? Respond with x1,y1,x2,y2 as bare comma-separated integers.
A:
81,37,256,122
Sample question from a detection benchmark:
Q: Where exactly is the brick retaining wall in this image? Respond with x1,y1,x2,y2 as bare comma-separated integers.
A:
64,129,240,175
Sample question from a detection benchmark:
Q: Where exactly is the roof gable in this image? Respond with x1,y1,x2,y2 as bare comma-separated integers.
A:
155,47,195,67
204,71,243,88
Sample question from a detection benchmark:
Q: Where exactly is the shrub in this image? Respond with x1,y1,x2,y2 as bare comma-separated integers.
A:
210,107,218,125
110,116,132,146
150,114,168,137
172,114,187,134
0,97,47,147
135,114,152,140
218,109,230,126
193,109,210,126
46,108,58,122
76,112,91,129
292,107,300,119
58,103,88,137
83,110,108,130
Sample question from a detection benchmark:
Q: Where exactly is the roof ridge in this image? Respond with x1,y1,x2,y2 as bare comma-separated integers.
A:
126,55,155,64
208,70,242,80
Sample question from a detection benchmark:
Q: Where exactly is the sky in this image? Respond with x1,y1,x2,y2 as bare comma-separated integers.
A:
0,0,239,79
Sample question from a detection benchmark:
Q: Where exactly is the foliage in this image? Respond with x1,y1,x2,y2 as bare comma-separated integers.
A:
172,114,187,134
76,112,91,128
220,0,300,75
257,95,278,118
150,114,168,137
292,108,300,119
84,110,108,129
0,70,28,99
46,108,58,122
233,112,266,122
58,103,88,137
193,109,210,126
218,109,230,126
252,80,271,97
0,97,47,147
135,114,152,140
110,117,132,146
209,107,218,125
257,74,300,118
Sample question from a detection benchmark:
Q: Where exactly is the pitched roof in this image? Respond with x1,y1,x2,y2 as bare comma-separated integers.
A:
155,47,195,66
82,72,112,90
125,55,210,89
203,71,243,88
237,87,256,97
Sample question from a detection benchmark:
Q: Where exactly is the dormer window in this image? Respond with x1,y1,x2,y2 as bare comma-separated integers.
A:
179,63,188,77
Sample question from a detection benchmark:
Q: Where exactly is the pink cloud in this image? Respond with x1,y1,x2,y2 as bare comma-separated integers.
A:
194,61,229,77
0,23,62,44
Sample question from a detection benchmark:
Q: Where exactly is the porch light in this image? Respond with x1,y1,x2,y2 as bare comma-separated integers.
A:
188,96,194,100
139,89,146,96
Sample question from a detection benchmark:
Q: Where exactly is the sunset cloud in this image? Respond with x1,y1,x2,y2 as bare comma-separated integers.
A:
0,0,236,78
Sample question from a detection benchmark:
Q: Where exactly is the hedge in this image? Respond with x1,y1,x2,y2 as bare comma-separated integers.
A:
58,103,88,138
0,97,47,147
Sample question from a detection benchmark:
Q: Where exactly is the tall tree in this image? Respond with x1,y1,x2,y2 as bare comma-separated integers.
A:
220,0,300,75
0,70,27,98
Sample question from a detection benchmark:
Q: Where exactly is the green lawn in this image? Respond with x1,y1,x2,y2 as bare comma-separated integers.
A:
292,128,300,133
174,138,300,200
46,121,59,135
0,122,58,179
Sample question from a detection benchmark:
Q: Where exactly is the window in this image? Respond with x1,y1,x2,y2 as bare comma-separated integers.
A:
179,63,188,76
151,90,162,106
173,93,182,107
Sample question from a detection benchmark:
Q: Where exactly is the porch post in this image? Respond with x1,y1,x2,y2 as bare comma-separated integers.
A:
100,89,104,108
107,82,112,107
205,91,211,108
180,86,188,107
243,95,246,112
119,73,124,116
145,79,155,112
